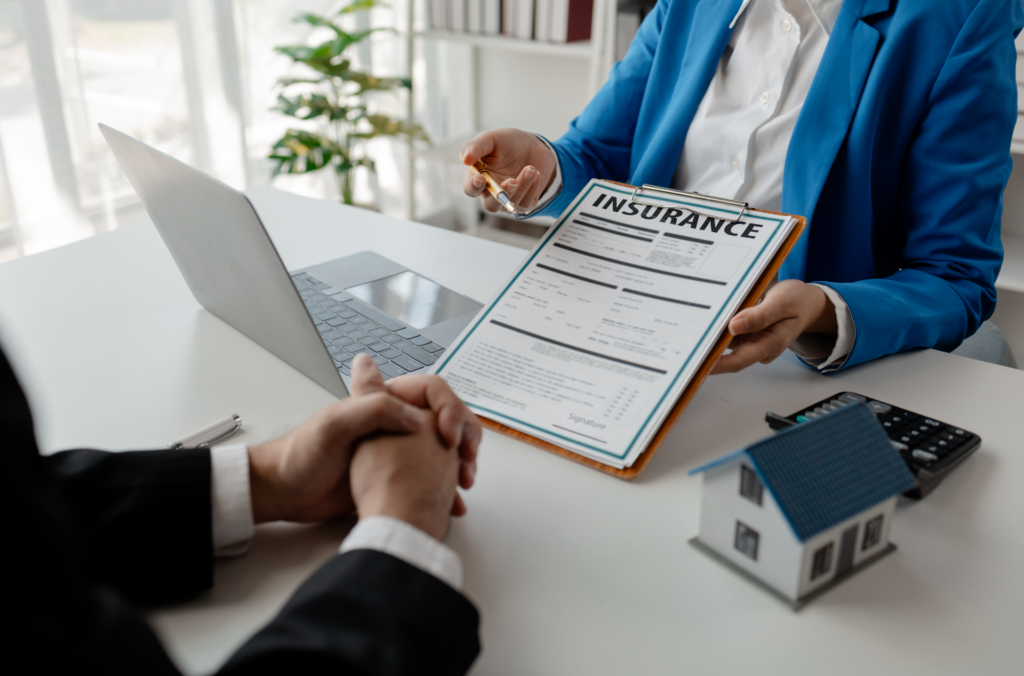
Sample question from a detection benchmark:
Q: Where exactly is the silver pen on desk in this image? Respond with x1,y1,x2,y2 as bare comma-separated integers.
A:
168,414,242,449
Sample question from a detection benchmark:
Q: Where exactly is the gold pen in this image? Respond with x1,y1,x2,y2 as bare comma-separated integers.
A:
466,160,517,215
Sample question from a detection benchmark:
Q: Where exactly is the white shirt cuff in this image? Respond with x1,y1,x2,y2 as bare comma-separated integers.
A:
531,135,563,214
210,443,254,557
340,515,464,591
789,284,856,372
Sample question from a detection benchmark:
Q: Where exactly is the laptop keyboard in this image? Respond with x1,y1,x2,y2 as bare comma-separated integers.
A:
291,272,445,381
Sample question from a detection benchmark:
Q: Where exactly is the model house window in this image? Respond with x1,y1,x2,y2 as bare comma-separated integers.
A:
811,543,834,580
739,465,763,505
862,515,884,550
734,521,759,560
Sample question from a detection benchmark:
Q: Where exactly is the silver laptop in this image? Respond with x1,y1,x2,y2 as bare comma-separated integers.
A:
100,124,481,398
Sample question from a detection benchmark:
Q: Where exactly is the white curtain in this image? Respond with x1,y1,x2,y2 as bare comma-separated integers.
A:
0,0,425,262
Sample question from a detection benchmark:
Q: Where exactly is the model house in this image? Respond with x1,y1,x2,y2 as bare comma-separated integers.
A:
689,403,917,608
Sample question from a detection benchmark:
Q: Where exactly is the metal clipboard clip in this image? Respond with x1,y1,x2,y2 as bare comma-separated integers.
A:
630,184,749,223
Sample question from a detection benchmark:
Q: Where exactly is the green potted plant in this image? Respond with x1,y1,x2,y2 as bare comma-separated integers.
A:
269,0,427,206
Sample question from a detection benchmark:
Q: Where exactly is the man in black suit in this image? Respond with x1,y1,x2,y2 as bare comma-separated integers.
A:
4,346,483,675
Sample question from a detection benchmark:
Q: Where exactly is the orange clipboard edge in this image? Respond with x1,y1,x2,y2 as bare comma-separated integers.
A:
476,185,807,480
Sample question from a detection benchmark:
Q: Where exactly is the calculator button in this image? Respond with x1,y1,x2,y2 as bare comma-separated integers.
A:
912,449,938,462
866,401,891,415
899,435,912,444
839,393,867,404
813,407,829,416
821,404,836,412
796,415,810,423
830,399,845,408
804,411,821,419
945,426,967,436
924,418,942,428
890,440,909,452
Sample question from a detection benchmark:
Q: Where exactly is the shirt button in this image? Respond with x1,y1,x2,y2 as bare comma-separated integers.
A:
782,19,793,32
760,91,771,105
731,157,742,170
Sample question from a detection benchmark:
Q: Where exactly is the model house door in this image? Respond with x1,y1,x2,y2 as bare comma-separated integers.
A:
837,525,858,576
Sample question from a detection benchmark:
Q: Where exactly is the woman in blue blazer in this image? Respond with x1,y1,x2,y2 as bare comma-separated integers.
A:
462,0,1022,372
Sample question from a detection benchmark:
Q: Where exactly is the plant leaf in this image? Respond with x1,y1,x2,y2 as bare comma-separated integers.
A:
275,77,323,88
349,114,430,142
337,0,388,16
274,93,350,122
347,71,412,94
269,129,340,175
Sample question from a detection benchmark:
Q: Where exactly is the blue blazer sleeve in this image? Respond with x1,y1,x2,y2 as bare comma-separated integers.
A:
536,2,667,217
818,0,1020,368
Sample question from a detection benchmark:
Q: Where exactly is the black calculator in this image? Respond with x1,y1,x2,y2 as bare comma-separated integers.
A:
765,392,982,499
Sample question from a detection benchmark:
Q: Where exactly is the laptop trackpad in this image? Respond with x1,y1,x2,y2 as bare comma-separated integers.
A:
346,270,481,331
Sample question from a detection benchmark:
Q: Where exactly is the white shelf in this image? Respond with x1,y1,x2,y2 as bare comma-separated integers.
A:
416,31,592,59
997,231,1024,293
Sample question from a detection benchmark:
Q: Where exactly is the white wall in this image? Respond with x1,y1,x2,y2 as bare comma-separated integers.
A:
697,458,803,601
474,50,592,142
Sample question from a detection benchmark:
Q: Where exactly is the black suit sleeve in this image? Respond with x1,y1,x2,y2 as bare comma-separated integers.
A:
221,550,481,676
4,345,480,674
44,447,213,605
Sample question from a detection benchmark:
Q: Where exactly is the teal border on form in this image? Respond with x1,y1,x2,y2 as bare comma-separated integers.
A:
434,182,786,461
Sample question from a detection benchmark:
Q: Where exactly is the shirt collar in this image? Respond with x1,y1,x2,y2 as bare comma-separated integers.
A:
807,0,844,35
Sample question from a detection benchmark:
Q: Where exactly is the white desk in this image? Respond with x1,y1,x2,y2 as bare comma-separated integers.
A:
1,187,1021,675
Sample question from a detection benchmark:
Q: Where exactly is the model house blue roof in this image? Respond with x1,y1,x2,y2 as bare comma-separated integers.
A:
690,403,917,542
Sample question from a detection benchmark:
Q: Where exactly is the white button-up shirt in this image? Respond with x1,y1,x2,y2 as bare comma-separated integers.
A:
538,0,854,370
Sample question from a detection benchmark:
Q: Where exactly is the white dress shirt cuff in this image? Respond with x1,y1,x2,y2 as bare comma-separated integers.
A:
340,516,464,591
532,135,563,213
210,443,254,557
788,284,856,372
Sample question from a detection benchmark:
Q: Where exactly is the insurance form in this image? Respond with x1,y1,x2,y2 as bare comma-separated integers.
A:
434,180,797,468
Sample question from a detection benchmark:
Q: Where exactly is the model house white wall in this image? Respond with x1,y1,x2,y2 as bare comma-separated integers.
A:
795,497,897,599
698,458,803,600
697,456,898,603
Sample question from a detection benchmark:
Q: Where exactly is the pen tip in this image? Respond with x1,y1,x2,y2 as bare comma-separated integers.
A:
504,201,517,214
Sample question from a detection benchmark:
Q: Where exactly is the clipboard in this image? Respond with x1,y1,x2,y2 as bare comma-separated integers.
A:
474,182,807,480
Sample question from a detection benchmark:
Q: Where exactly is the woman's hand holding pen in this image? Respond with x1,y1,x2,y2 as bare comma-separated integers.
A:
462,128,558,213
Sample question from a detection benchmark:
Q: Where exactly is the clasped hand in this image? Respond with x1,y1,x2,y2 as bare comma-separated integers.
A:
248,354,481,541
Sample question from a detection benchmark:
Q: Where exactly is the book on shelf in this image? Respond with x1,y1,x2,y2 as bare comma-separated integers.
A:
483,0,501,34
430,0,448,30
451,0,467,32
614,1,656,60
535,0,552,41
548,0,593,44
502,0,515,36
467,0,483,33
615,9,640,60
515,0,535,39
